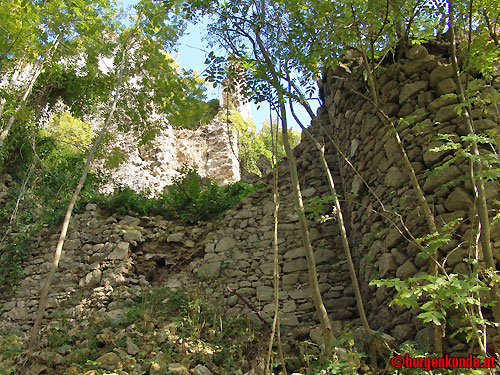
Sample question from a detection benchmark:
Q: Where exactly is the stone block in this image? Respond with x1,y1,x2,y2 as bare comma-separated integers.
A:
445,187,473,211
197,261,221,279
437,78,456,95
423,166,461,193
399,81,428,104
379,253,397,277
384,166,407,188
119,215,141,227
430,64,454,88
64,239,81,251
193,364,213,375
283,258,308,273
167,233,184,242
428,94,458,112
281,312,299,326
396,260,417,280
406,45,428,60
282,272,300,285
124,229,144,243
289,288,311,300
108,242,130,260
284,247,305,260
435,104,459,122
256,286,274,301
215,237,236,252
80,269,102,288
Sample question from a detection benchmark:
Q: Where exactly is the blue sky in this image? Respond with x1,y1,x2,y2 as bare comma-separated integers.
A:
117,0,317,131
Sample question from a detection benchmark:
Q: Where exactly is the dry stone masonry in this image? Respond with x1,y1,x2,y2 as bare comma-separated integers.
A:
97,82,248,196
320,44,500,351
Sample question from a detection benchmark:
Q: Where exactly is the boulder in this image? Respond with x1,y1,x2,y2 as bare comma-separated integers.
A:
95,352,121,371
123,229,144,243
126,337,139,355
119,215,141,227
79,269,102,288
193,364,213,375
168,363,190,375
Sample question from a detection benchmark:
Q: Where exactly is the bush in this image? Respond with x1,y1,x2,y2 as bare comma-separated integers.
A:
94,185,160,216
93,167,262,223
159,167,261,223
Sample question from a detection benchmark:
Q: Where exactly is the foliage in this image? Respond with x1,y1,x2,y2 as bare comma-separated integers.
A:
0,123,100,290
257,120,301,164
228,111,266,175
168,96,221,130
160,166,262,223
303,328,365,375
304,195,338,223
371,220,499,347
0,335,24,375
94,167,261,223
228,112,301,175
41,112,92,153
94,185,160,216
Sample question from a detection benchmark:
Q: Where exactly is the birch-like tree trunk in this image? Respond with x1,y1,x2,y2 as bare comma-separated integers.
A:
28,48,126,348
448,0,500,342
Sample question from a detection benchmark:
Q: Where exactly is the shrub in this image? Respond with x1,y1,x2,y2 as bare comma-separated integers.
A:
93,167,262,223
159,166,261,223
94,185,160,216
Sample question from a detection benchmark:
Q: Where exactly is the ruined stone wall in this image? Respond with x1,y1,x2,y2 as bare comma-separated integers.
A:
98,117,240,197
0,115,355,345
320,44,500,352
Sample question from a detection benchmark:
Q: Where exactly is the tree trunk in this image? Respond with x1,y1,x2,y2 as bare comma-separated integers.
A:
253,3,334,355
279,103,334,354
265,118,287,375
349,6,443,352
28,50,126,348
448,0,500,338
288,104,378,366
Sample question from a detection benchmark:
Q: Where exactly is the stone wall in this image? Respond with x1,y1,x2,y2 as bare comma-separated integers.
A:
196,120,354,332
320,44,500,351
0,204,216,336
98,117,240,197
0,114,356,343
